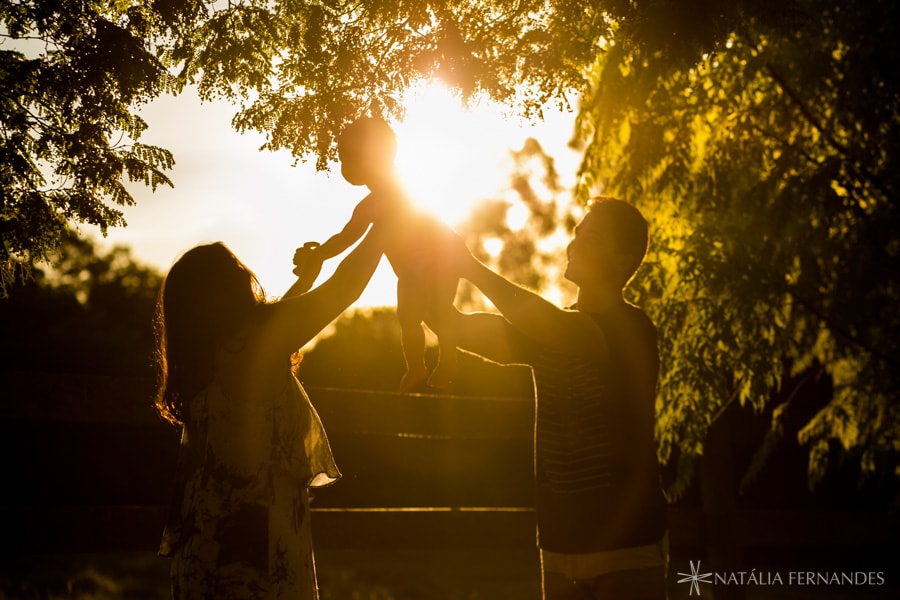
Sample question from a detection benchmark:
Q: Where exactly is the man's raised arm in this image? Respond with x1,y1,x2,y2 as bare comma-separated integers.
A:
458,254,609,362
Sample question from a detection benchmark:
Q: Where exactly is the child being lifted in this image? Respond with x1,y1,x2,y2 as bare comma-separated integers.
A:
293,116,459,392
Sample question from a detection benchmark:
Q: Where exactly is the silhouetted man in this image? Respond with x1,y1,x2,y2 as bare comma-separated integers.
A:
444,198,668,599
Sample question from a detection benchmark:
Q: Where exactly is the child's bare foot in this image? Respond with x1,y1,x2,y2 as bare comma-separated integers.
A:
427,356,457,389
400,364,429,393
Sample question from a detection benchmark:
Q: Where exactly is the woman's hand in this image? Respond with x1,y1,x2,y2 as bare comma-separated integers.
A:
270,224,386,351
292,241,322,274
285,242,325,298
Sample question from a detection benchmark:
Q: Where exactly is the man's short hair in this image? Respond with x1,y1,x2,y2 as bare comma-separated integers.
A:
589,197,649,279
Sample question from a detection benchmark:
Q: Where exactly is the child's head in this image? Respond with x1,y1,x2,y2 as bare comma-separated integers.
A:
337,116,398,185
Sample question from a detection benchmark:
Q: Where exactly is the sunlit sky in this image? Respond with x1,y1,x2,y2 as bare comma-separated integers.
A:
83,81,582,308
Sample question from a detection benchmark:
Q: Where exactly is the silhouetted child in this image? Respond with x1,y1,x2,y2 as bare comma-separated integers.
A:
293,116,459,392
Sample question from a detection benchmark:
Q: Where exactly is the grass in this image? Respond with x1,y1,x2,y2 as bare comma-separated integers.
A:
2,546,897,599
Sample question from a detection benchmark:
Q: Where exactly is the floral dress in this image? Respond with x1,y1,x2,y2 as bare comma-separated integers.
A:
159,373,340,599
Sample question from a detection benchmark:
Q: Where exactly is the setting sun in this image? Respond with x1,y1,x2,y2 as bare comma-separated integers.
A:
87,82,581,307
393,82,523,227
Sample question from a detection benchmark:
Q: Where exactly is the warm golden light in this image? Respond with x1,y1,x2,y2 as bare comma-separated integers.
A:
505,199,530,231
394,81,519,227
483,237,504,258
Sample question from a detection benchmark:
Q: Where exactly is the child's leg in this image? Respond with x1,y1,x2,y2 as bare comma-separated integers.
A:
397,277,428,393
426,276,459,389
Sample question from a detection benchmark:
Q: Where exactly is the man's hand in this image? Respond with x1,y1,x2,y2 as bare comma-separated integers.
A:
438,229,480,280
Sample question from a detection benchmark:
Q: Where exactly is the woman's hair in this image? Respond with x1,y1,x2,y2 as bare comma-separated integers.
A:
153,243,265,426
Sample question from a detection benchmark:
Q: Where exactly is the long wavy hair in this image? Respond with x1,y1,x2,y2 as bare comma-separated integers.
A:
153,243,265,426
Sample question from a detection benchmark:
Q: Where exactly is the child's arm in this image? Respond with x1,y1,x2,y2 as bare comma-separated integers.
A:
286,197,377,297
258,224,387,359
317,197,377,259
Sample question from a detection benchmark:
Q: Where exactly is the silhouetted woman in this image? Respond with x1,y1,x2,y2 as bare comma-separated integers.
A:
154,225,384,599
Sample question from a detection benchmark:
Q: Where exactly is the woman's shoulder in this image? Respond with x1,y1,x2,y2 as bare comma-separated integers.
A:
212,327,292,402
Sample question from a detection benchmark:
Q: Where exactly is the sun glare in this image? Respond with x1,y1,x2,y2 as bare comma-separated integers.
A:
394,82,521,227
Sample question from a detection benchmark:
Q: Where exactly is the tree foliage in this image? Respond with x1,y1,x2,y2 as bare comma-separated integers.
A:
3,0,897,494
2,0,604,291
173,0,607,168
455,136,579,307
573,0,900,494
0,0,195,291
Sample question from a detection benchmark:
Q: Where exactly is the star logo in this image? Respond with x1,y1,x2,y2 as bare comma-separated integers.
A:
677,560,714,596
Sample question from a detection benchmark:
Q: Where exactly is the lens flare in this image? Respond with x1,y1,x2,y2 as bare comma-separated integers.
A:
394,81,520,227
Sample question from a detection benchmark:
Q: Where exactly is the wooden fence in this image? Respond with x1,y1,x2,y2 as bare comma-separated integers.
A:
1,372,897,563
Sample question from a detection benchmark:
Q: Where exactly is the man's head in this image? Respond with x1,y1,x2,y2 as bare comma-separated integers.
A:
565,198,649,289
337,116,398,186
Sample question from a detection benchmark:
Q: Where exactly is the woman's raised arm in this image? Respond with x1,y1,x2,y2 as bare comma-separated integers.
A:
261,224,386,357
